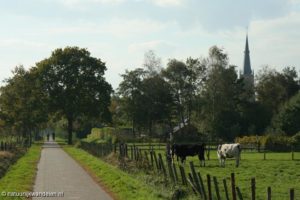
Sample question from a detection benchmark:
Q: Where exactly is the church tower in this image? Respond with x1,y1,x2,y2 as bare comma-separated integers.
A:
241,34,255,101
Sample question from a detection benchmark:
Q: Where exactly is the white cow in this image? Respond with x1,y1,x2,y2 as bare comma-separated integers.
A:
217,143,241,167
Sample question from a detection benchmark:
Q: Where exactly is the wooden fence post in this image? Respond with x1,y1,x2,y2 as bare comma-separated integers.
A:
267,187,271,200
198,172,207,200
236,187,243,200
223,179,230,200
251,177,256,200
134,145,137,161
172,163,178,183
144,151,150,167
153,151,159,170
231,173,237,200
187,173,197,195
189,161,203,198
125,144,128,157
290,188,294,200
179,165,187,185
207,174,212,200
167,161,175,183
213,176,221,200
130,146,133,160
158,153,167,179
150,151,154,168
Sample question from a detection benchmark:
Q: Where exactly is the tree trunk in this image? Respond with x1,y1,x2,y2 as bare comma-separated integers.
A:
67,117,73,145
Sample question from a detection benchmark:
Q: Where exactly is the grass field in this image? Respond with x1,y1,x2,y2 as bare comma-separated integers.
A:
76,140,300,200
0,144,41,200
169,150,300,200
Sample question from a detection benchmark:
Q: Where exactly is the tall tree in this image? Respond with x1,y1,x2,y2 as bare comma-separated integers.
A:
143,50,162,77
256,66,299,123
201,46,241,141
0,66,48,144
162,59,192,125
271,92,300,135
118,68,146,135
37,47,112,144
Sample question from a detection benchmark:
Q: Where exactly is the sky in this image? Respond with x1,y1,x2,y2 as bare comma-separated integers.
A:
0,0,300,89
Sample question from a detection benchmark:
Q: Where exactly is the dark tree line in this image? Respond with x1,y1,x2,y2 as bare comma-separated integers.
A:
0,46,299,144
116,48,300,141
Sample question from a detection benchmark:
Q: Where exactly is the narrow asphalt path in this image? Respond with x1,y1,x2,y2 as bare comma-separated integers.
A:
33,141,113,200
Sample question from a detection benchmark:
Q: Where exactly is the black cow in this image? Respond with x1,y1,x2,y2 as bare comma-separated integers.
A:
170,143,205,166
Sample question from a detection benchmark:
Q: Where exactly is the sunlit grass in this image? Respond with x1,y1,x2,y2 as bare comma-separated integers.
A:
64,146,175,200
0,144,41,200
172,150,300,200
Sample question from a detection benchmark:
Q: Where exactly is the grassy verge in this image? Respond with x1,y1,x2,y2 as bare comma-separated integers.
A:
0,144,41,199
64,146,174,200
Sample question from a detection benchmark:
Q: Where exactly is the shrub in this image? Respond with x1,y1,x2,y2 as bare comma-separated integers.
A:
264,134,292,152
291,132,300,145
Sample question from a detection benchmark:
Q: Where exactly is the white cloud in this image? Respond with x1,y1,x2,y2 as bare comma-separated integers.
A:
149,0,185,7
55,0,124,6
128,40,175,53
45,18,168,38
0,39,47,48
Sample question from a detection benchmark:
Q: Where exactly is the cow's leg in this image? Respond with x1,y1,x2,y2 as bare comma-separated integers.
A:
222,158,225,167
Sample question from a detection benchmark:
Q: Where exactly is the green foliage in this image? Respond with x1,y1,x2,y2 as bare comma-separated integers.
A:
118,67,174,136
264,134,292,152
85,127,117,144
271,92,300,135
291,132,300,145
200,46,242,141
256,66,299,122
235,135,265,146
0,66,48,140
37,47,112,144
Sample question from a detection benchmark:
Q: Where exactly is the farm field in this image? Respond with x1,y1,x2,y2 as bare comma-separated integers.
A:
79,141,300,199
171,150,300,200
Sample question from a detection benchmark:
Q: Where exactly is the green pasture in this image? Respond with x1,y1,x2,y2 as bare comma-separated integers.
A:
78,140,300,199
163,150,300,200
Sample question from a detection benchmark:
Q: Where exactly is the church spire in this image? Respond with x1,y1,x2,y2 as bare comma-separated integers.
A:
243,34,252,75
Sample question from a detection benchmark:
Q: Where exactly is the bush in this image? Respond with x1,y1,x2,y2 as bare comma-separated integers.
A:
264,134,292,152
291,132,300,145
85,127,117,144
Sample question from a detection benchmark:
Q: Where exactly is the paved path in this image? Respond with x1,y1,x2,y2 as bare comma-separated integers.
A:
33,141,113,200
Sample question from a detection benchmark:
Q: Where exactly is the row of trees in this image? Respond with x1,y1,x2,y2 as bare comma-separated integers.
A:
114,47,300,141
0,47,112,144
0,46,299,144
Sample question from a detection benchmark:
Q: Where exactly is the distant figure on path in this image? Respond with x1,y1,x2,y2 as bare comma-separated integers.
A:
47,134,50,141
53,132,56,141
